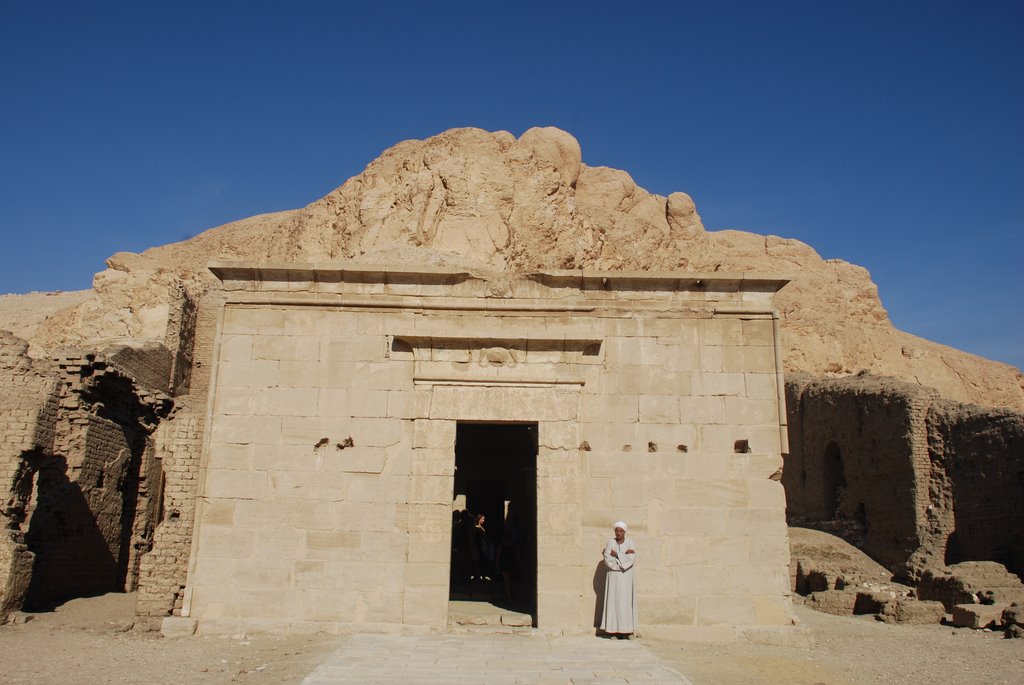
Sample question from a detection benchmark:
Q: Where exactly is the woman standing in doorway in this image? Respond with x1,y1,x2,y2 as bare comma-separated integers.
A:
470,513,493,581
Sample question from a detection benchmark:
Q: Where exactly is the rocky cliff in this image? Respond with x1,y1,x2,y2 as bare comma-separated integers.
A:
6,127,1022,410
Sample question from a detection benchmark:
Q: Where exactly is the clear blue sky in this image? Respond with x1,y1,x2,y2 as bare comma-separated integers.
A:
1,1,1021,369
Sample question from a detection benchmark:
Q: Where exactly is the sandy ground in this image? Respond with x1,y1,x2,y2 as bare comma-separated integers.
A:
648,606,1024,685
0,594,1021,684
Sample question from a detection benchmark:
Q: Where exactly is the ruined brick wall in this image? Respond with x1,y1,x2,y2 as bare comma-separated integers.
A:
0,331,173,617
0,332,59,618
102,342,172,394
927,402,1024,577
783,373,934,573
135,407,204,618
19,353,171,608
165,284,199,395
786,372,1024,581
135,289,223,619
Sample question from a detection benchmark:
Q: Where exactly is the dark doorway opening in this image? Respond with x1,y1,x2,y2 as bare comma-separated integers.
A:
449,422,537,626
822,441,846,518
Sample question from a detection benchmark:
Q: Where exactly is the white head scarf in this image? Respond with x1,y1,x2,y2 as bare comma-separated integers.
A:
613,521,627,532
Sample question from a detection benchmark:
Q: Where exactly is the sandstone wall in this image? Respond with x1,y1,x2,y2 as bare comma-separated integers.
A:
177,266,794,638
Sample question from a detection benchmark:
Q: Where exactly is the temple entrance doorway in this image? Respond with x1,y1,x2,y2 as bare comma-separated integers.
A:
448,422,537,629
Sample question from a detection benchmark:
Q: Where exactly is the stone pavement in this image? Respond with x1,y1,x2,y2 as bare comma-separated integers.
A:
302,633,692,684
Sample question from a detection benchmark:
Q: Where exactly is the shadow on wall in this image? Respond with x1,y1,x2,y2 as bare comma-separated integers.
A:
592,559,608,629
22,456,123,610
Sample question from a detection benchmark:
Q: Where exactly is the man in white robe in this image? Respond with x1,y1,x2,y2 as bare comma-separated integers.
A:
600,520,637,638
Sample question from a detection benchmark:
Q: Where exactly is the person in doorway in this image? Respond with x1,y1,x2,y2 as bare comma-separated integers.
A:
600,520,637,639
470,513,492,581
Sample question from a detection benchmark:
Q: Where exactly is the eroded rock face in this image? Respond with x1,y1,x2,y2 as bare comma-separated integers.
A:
6,127,1023,409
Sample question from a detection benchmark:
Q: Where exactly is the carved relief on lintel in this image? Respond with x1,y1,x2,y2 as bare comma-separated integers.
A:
386,335,602,365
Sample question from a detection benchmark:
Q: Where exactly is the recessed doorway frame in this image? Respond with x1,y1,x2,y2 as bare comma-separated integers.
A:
449,420,539,628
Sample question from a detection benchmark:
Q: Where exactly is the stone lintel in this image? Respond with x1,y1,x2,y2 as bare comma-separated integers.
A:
209,261,790,297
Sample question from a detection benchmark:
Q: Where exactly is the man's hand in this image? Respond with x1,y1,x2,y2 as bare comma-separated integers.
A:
610,550,619,558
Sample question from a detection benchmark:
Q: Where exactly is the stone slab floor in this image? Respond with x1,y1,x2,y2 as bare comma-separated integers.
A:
302,633,692,684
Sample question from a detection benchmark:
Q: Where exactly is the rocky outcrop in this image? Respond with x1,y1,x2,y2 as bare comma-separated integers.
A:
4,127,1021,409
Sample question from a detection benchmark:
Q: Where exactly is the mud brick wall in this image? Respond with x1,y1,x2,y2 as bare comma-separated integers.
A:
784,373,930,572
136,290,222,618
0,332,59,618
126,437,162,592
103,342,172,394
18,353,168,608
786,372,1024,581
928,403,1024,577
135,408,204,618
23,412,136,605
165,284,199,395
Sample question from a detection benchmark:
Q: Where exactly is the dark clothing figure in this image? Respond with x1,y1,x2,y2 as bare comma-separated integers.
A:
496,530,520,602
469,513,492,581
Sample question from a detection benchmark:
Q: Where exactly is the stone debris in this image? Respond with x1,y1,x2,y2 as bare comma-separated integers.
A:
952,603,1009,630
160,616,198,638
877,599,945,625
918,562,1024,612
1003,603,1023,628
803,590,857,616
789,526,892,595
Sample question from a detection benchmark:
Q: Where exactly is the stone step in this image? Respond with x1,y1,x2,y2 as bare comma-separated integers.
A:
448,598,535,632
447,624,539,636
449,609,534,627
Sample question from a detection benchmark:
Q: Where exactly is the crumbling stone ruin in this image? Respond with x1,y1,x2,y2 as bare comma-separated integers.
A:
785,372,1024,632
785,372,1024,580
1,331,171,618
0,127,1021,639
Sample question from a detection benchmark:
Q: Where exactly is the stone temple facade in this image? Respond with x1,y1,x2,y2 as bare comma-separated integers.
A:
3,126,1021,640
172,262,795,639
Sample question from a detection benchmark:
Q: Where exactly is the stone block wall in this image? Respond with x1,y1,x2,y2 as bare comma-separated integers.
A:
175,265,795,638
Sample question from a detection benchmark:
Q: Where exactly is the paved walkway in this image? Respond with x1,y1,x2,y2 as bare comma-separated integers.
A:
302,633,692,685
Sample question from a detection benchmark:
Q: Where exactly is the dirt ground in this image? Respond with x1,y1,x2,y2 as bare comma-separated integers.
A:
0,594,1021,684
648,606,1023,685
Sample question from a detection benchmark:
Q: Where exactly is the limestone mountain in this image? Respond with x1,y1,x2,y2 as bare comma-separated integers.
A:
6,127,1022,410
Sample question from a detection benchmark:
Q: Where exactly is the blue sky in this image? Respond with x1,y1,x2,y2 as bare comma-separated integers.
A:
1,1,1021,368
